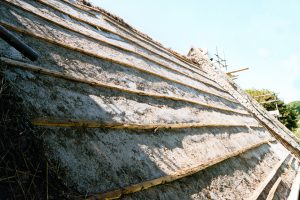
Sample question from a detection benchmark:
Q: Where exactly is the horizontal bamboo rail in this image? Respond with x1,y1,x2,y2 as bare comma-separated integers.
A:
71,0,198,68
246,153,289,200
32,118,262,129
0,57,249,115
4,0,219,92
287,167,300,200
35,0,216,85
266,177,281,200
0,21,237,104
58,0,207,74
105,17,198,68
63,0,208,76
3,0,219,92
82,0,300,161
87,4,203,73
87,139,272,200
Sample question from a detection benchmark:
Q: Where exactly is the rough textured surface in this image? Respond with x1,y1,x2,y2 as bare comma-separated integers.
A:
2,68,258,125
0,1,224,95
1,0,300,198
188,47,300,154
37,126,271,193
122,143,285,200
256,155,299,200
273,158,299,200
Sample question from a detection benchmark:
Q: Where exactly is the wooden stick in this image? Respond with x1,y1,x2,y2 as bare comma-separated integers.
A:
266,177,281,200
0,20,237,104
287,167,300,200
31,118,262,129
35,0,216,86
0,57,249,115
246,154,289,200
58,0,207,75
226,67,249,75
46,162,49,200
87,139,272,200
3,0,219,92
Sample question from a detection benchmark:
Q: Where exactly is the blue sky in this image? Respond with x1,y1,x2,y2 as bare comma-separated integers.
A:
92,0,300,103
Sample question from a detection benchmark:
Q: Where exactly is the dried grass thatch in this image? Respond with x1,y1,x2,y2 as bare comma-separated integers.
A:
0,74,80,199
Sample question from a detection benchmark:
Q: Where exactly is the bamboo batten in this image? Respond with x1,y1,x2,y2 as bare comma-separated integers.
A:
5,0,209,89
0,20,238,104
87,139,272,200
287,168,300,200
34,0,219,88
32,118,262,129
246,154,289,200
1,1,300,199
0,57,250,115
72,0,204,73
41,0,209,79
266,177,282,200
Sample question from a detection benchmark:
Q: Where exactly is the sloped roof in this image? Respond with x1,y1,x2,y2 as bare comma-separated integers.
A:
0,0,299,199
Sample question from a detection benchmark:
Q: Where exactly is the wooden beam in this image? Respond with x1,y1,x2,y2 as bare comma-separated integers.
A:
246,154,289,200
0,21,238,105
32,118,262,129
287,167,300,200
87,139,272,200
0,58,249,116
3,0,220,92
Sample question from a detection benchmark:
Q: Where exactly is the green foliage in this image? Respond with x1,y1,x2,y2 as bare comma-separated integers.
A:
288,101,300,139
246,89,298,130
288,101,300,120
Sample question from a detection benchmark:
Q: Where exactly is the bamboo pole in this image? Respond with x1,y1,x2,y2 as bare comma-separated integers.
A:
0,20,238,104
266,177,281,200
0,57,249,115
87,139,272,200
32,118,262,129
3,0,218,92
58,0,207,75
262,124,300,157
0,24,38,61
246,154,289,200
34,0,216,86
226,67,249,75
287,167,300,200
